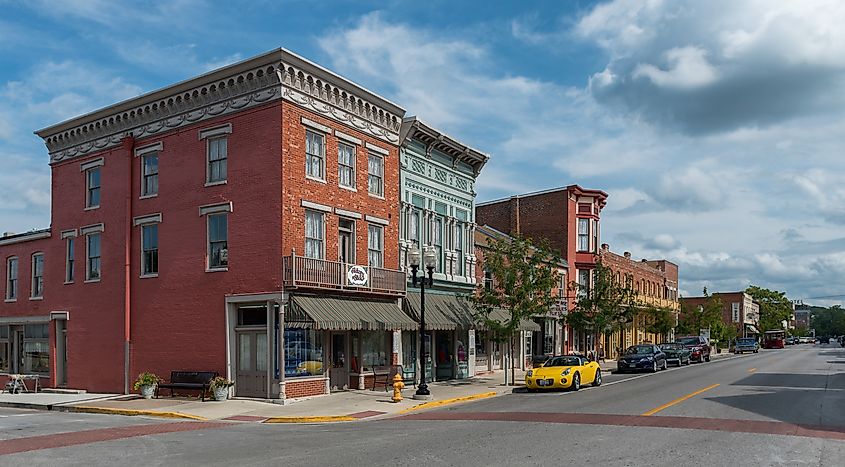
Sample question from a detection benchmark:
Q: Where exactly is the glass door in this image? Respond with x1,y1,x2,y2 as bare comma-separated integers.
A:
330,333,348,390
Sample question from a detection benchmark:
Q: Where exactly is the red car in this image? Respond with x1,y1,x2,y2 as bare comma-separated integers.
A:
676,336,711,363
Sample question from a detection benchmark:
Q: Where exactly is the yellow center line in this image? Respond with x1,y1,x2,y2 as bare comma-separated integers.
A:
641,384,721,416
748,368,757,373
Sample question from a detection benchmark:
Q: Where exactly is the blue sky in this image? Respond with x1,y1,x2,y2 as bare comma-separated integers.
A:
3,0,845,306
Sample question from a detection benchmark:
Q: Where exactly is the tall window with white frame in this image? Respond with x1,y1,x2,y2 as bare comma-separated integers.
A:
304,210,324,259
207,137,228,184
368,224,383,268
591,219,599,253
141,224,159,276
86,167,101,208
5,257,18,300
577,218,589,252
65,238,74,283
141,151,159,197
454,223,464,276
31,253,44,298
86,233,101,281
433,216,443,273
338,142,355,188
207,213,228,270
577,269,590,299
368,153,383,196
305,130,325,180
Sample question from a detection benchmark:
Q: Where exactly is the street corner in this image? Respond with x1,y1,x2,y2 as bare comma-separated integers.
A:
397,391,498,415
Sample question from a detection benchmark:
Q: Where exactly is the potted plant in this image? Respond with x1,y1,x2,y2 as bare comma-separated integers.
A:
209,376,234,401
133,372,161,399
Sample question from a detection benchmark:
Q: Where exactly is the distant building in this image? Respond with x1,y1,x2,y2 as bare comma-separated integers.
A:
680,292,761,338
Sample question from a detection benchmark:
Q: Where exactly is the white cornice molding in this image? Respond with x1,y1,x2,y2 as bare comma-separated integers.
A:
0,230,51,246
38,49,405,164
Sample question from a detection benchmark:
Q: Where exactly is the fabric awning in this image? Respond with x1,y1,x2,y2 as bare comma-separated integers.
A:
488,308,542,332
745,324,760,334
404,292,541,332
286,295,417,331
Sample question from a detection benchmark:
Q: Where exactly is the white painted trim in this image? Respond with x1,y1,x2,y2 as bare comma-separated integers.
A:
134,142,162,157
301,117,331,133
0,230,51,246
79,223,105,235
133,213,163,226
334,130,362,145
301,200,332,213
335,208,362,219
199,123,233,140
51,311,70,321
199,201,233,216
366,142,389,156
80,158,104,172
365,215,389,226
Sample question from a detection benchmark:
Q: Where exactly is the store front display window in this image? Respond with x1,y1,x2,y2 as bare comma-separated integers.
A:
284,329,324,377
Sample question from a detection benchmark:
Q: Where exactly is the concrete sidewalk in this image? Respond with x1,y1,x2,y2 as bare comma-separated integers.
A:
0,392,121,410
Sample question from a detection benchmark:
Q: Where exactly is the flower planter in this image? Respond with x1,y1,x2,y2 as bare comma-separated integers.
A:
213,387,229,401
140,384,155,400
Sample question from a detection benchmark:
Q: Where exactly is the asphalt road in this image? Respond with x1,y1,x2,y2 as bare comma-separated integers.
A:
2,343,844,466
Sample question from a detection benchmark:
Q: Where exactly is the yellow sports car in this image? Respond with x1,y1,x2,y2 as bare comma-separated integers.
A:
524,355,602,391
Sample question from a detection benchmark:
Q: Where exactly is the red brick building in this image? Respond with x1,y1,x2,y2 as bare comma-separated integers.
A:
680,292,760,339
1,49,413,400
475,185,608,354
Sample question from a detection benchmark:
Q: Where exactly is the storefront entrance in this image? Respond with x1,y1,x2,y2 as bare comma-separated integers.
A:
236,329,267,398
435,331,453,380
330,332,348,390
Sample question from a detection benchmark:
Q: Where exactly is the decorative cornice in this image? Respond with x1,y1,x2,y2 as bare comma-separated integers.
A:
37,48,405,164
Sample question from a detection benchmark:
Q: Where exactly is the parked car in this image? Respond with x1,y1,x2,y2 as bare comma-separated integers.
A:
819,336,830,344
785,336,797,345
733,337,759,354
525,355,602,391
617,344,667,373
676,336,711,363
659,342,692,366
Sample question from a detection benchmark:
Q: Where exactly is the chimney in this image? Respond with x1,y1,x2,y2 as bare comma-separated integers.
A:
624,251,631,260
641,259,648,263
509,196,521,235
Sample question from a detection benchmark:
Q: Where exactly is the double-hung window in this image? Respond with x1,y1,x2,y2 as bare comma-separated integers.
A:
305,130,325,180
208,213,228,269
577,218,589,252
31,253,44,298
65,237,74,283
578,269,590,298
86,167,101,208
141,224,159,276
304,210,324,259
141,151,159,197
5,257,18,300
433,217,443,273
207,137,228,184
368,153,383,196
86,233,101,281
23,324,49,374
368,224,383,267
454,223,464,276
338,142,355,188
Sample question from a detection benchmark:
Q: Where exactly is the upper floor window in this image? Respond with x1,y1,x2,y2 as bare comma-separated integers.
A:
454,223,464,276
86,167,101,208
207,137,228,184
304,210,325,259
141,224,159,276
86,233,101,281
207,213,228,270
141,152,159,197
433,216,443,273
368,224,383,268
577,269,590,298
5,257,18,300
338,142,355,188
305,130,325,181
484,268,493,291
577,218,589,252
65,237,74,283
592,219,599,253
408,209,421,242
368,153,383,196
31,253,44,298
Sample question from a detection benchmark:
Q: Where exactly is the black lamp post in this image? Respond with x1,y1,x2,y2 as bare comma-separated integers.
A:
408,242,436,399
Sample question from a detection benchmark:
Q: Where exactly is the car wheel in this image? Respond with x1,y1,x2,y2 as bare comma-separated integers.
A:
593,370,602,387
572,372,581,391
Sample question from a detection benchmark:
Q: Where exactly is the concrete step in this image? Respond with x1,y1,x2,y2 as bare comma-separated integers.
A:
40,388,87,394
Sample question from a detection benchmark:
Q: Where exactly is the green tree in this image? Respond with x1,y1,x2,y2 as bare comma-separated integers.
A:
468,235,561,385
567,259,637,353
746,286,792,331
642,306,676,341
677,289,723,336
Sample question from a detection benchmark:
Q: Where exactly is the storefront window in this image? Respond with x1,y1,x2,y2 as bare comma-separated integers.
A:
401,331,416,371
284,329,324,378
361,331,388,369
24,324,49,374
0,326,8,373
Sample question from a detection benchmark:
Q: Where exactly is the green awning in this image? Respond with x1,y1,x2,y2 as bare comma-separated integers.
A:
404,292,475,330
487,308,541,332
286,295,417,331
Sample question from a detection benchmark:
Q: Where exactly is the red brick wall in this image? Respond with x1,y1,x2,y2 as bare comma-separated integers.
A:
285,378,327,399
281,102,400,269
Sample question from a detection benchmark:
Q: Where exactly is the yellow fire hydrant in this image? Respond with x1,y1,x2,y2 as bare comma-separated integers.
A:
391,373,405,403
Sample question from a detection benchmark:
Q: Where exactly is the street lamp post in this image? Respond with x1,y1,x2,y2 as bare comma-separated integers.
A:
408,242,436,399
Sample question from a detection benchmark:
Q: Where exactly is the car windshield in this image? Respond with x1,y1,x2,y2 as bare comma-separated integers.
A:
677,337,701,345
625,346,654,355
659,343,682,350
737,338,755,344
544,356,582,367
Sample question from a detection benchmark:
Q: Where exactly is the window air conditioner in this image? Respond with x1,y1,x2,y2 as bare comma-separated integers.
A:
219,248,229,264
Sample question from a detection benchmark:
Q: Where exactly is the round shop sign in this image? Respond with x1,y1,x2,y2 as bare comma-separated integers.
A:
347,265,369,286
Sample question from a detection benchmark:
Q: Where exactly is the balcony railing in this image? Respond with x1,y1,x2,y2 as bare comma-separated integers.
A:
283,253,406,296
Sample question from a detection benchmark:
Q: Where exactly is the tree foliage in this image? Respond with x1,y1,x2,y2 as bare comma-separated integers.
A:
746,285,792,332
566,259,637,337
642,306,676,339
677,289,723,336
808,305,845,336
468,234,561,340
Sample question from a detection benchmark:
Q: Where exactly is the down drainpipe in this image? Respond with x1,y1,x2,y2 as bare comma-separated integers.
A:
122,135,136,394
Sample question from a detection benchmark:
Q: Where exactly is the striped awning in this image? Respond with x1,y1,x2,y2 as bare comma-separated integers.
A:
487,308,542,332
286,295,417,331
404,292,541,332
745,324,760,334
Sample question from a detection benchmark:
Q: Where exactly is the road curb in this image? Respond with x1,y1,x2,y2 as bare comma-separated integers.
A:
398,391,498,415
263,415,358,424
66,405,208,421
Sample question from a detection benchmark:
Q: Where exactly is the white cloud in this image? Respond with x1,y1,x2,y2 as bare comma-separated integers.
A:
633,46,719,89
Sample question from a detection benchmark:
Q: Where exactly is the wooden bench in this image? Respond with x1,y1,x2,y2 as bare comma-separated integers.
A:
372,365,403,391
156,371,217,402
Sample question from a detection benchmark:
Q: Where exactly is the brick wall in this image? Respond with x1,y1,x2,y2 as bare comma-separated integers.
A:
285,378,328,398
